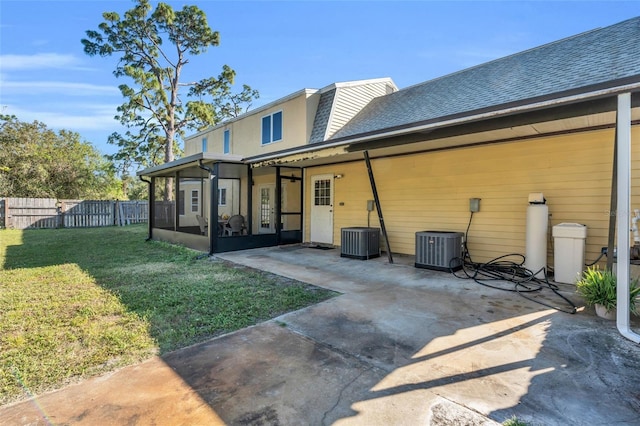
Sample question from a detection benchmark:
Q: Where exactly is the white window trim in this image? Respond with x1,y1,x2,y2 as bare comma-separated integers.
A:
261,110,283,145
202,137,208,153
191,190,199,213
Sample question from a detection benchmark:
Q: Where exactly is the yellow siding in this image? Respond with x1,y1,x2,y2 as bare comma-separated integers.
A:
305,127,640,267
184,93,314,158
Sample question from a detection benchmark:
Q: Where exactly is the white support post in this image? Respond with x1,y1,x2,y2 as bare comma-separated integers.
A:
616,92,640,343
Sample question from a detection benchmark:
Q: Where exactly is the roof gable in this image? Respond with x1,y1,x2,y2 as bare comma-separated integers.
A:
309,78,397,144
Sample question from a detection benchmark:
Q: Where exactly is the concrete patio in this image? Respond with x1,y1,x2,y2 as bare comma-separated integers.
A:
2,245,640,425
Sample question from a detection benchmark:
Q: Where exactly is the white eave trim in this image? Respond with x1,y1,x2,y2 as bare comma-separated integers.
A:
244,82,640,164
319,77,398,94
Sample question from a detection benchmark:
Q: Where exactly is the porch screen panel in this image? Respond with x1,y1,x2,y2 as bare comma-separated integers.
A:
218,178,240,218
281,177,302,231
261,187,271,229
178,190,185,215
153,177,176,229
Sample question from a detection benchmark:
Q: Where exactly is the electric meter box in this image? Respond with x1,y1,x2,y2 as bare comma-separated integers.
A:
552,223,587,284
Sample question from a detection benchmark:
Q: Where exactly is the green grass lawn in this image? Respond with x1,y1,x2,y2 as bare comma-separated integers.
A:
0,225,337,405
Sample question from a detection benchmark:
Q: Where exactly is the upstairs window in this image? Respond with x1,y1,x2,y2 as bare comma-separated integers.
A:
261,111,282,145
223,129,230,154
201,137,208,152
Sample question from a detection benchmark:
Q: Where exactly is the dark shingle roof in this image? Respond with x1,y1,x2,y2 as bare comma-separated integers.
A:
309,89,336,143
331,17,640,141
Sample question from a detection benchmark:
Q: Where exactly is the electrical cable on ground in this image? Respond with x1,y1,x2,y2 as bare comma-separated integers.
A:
451,212,578,314
585,251,605,267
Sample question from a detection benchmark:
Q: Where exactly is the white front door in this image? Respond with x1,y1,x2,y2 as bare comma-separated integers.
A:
310,174,334,244
257,184,276,234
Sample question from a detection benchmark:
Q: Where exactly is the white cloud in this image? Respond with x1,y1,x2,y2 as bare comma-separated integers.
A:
1,79,119,96
4,103,130,151
0,53,83,70
4,104,121,132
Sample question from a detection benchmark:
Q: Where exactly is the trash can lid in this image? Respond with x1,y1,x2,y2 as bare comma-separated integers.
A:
552,223,587,238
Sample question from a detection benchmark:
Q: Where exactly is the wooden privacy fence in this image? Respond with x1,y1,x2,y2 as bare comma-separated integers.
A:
118,201,148,226
0,198,148,229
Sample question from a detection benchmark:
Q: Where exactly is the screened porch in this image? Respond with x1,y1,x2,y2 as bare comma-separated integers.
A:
138,153,303,254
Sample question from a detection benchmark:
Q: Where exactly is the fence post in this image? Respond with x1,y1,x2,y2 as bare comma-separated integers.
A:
56,200,62,228
58,200,66,228
3,198,9,228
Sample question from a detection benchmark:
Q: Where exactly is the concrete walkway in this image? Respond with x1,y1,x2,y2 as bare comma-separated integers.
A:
2,245,640,425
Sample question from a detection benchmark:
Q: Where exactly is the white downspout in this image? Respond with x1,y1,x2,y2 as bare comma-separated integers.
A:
616,92,640,343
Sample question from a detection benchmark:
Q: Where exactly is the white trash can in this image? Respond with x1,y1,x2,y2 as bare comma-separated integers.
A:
552,223,587,284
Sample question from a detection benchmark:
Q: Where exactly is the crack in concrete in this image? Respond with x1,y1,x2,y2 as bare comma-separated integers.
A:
321,365,372,426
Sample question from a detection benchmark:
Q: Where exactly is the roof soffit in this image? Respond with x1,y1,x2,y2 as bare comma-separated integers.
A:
244,94,640,167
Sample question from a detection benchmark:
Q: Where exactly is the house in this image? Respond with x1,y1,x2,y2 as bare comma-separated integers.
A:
138,17,640,268
138,78,397,252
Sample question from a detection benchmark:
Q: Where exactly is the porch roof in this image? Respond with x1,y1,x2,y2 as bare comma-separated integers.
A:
136,152,244,177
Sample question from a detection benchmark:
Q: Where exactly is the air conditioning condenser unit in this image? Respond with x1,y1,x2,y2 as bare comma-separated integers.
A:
415,231,463,271
341,227,380,260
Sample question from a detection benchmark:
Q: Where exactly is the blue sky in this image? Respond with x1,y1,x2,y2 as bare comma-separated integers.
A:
1,1,639,157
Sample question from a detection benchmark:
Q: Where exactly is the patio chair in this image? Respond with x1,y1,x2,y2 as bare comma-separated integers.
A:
195,215,208,235
217,217,225,236
225,214,246,236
